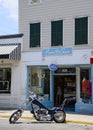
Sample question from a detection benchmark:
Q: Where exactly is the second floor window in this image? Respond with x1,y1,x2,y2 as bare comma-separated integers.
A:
75,17,88,45
51,20,63,46
30,22,40,47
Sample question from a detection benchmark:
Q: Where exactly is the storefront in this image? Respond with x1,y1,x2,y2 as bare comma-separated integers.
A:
21,47,93,113
0,34,23,108
27,64,92,112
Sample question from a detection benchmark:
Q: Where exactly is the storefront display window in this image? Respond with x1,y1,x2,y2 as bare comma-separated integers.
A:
80,68,92,103
0,68,11,93
28,67,50,101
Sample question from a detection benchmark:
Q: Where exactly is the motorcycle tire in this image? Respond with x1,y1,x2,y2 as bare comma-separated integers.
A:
9,110,22,124
53,110,66,123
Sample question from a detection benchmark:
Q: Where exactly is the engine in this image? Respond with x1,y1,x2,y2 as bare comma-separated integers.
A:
35,108,51,121
36,108,48,115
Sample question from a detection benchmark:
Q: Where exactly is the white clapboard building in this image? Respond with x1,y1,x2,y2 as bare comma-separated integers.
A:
19,0,93,113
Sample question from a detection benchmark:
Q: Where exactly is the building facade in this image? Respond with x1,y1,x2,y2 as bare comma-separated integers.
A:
18,0,93,113
0,34,23,108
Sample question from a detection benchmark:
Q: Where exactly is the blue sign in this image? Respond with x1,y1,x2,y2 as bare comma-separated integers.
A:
49,64,58,71
42,47,72,57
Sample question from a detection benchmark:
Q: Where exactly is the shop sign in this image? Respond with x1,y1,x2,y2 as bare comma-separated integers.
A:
42,47,72,57
55,68,75,73
49,64,58,71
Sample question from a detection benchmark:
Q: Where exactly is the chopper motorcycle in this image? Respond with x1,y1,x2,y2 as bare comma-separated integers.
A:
9,93,75,124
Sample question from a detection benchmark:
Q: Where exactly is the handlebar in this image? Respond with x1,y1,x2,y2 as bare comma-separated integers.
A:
25,91,37,103
60,96,76,109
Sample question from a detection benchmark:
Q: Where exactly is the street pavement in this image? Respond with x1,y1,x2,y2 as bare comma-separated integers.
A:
0,109,93,125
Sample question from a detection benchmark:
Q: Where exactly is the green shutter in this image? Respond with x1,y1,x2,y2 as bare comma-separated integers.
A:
51,20,63,46
30,23,40,47
75,17,88,45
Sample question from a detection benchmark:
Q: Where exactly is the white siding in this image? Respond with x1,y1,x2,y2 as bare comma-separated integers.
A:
21,48,92,66
0,62,22,108
19,0,93,51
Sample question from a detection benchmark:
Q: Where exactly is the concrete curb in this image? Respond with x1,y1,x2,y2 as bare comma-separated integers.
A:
66,119,93,125
0,114,93,125
0,114,34,119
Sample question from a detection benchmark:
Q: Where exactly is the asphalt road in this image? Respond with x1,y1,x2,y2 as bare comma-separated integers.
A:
0,118,93,130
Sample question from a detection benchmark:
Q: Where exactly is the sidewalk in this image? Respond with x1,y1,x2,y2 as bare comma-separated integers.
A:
0,109,93,125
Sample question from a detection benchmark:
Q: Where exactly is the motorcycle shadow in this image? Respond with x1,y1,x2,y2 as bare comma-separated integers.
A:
27,121,54,124
11,121,56,124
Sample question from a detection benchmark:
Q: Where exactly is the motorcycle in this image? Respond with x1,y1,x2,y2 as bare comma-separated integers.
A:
9,92,75,124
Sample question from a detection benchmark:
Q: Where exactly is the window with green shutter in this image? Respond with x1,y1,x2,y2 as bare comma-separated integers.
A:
51,20,63,46
30,23,40,48
75,17,88,45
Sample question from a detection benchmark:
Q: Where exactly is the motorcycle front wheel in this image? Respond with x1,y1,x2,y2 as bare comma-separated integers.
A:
53,110,66,123
9,110,22,124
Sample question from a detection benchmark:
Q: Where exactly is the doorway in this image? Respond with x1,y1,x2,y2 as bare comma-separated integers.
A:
54,75,76,110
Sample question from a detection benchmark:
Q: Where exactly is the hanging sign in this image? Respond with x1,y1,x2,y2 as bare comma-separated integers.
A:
49,64,58,71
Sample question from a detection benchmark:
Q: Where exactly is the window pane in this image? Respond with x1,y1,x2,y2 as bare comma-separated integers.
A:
80,69,92,104
75,17,88,45
30,23,40,47
28,67,50,101
51,20,63,46
0,68,11,93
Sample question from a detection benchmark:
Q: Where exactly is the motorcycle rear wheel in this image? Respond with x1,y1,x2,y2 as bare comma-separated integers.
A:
9,110,22,124
53,110,66,123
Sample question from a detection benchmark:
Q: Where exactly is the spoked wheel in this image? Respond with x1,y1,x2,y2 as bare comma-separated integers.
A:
9,110,22,124
53,110,66,123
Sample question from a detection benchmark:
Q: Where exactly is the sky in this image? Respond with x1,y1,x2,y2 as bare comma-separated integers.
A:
0,0,18,35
